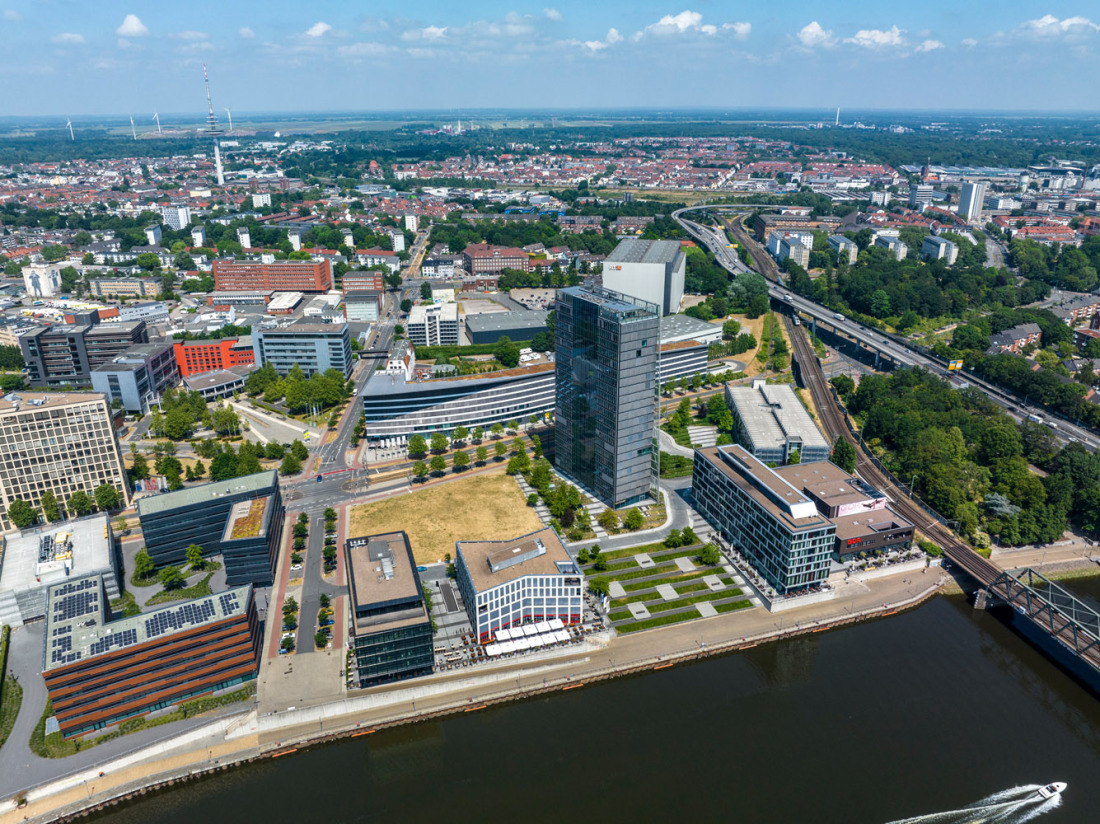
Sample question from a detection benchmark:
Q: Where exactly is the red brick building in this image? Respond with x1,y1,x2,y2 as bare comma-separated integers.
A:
173,337,256,377
462,243,531,275
212,259,332,293
342,271,386,292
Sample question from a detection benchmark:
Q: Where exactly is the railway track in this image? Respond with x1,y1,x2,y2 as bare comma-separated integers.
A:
785,315,999,587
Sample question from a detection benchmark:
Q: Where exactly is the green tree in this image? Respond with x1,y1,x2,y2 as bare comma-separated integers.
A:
400,298,413,313
280,453,303,476
186,544,205,570
699,542,722,565
94,484,121,512
130,452,150,481
830,374,857,403
623,508,645,531
453,425,469,445
134,548,156,580
192,459,206,480
494,441,507,460
430,432,449,454
831,437,857,474
429,455,446,475
40,490,61,523
593,555,609,572
722,319,741,340
475,445,488,464
589,578,610,598
473,426,484,442
788,450,801,465
413,461,429,482
158,565,185,590
597,509,619,532
408,434,428,458
264,441,286,460
493,336,520,368
67,490,94,517
315,630,329,649
7,498,37,528
420,281,433,300
491,422,504,439
453,450,470,471
290,440,309,461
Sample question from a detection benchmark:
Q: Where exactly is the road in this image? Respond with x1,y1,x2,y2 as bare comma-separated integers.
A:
674,206,1098,451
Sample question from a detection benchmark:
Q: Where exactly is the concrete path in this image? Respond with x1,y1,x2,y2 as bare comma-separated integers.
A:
658,429,694,459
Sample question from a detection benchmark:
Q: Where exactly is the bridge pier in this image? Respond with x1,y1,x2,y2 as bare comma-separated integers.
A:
973,588,1004,610
874,349,880,370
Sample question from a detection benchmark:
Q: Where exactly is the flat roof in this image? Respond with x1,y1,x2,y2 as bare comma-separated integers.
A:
696,444,832,531
660,313,722,340
258,321,347,335
0,391,107,415
558,285,659,317
222,495,273,542
727,382,830,454
832,510,913,543
346,531,429,633
605,238,683,266
0,513,113,598
137,470,276,517
464,310,549,333
182,364,255,391
409,303,458,323
44,576,251,671
457,527,576,594
775,461,883,512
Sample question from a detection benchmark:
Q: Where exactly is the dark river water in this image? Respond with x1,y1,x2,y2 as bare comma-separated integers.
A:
88,578,1100,824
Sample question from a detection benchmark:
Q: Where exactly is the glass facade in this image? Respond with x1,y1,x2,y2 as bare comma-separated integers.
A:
353,623,434,687
554,286,660,508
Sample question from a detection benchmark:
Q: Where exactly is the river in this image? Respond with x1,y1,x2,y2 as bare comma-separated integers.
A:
88,579,1100,824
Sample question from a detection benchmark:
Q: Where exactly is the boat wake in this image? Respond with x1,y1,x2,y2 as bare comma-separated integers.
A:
886,785,1063,824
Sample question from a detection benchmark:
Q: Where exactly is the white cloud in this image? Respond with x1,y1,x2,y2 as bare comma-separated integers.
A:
845,25,905,48
1023,14,1098,36
722,22,751,40
583,27,622,52
796,21,835,48
116,14,149,37
117,38,131,50
337,41,392,58
402,25,448,42
544,8,562,22
961,37,978,47
51,33,86,45
915,39,943,53
2,9,21,22
304,21,332,38
176,31,209,41
239,26,255,39
638,11,718,39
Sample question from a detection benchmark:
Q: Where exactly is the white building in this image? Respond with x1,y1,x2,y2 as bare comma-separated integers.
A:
22,263,63,298
144,225,162,246
921,236,959,265
404,214,419,232
160,205,192,231
779,237,810,269
252,193,272,209
236,227,252,250
908,184,934,209
191,226,207,248
827,235,858,265
455,528,583,644
874,233,907,261
386,228,406,253
958,182,986,223
601,238,686,316
407,302,459,346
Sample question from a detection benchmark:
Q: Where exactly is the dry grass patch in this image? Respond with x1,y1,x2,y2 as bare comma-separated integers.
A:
349,473,543,565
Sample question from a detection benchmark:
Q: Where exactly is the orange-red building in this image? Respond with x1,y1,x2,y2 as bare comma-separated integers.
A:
173,337,256,377
212,259,332,293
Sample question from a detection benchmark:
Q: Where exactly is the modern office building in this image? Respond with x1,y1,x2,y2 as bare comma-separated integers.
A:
90,342,180,414
464,310,549,344
344,291,382,323
342,271,386,292
345,531,433,688
0,514,118,627
20,321,149,387
908,184,935,208
253,321,353,377
136,471,283,587
920,236,959,265
827,235,858,265
727,380,832,465
407,303,459,347
183,364,256,401
601,238,686,316
212,259,332,293
42,576,260,738
118,302,170,323
692,445,836,595
958,181,986,223
455,527,583,644
89,278,160,301
554,285,660,508
173,337,256,378
0,392,128,532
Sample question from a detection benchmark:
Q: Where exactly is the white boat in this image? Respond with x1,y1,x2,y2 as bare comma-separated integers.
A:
1035,782,1067,800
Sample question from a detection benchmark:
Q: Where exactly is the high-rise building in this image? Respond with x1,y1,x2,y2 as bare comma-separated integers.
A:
253,321,353,377
554,286,660,508
908,184,935,209
90,342,180,414
160,205,191,231
601,238,686,316
406,303,459,347
404,214,419,232
0,392,129,531
20,321,149,387
958,181,986,223
212,259,332,293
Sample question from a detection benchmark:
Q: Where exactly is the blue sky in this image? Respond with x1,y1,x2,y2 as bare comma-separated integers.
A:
0,2,1096,117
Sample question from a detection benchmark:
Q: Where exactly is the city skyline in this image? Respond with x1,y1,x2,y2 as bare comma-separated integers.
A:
0,3,1097,116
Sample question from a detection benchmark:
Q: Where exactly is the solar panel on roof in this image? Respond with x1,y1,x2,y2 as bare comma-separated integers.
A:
144,597,220,639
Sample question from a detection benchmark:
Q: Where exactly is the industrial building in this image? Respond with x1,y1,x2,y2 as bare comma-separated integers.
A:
455,527,583,644
345,532,433,688
42,576,260,738
464,310,549,345
253,321,353,377
90,342,180,413
727,380,831,465
137,471,283,587
0,392,129,532
555,286,659,508
0,514,118,627
601,238,686,316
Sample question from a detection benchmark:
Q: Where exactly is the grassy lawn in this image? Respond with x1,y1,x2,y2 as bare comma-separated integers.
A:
145,572,214,607
109,591,141,617
349,473,542,565
610,579,736,610
0,677,22,751
620,566,724,591
594,541,700,563
649,589,744,613
715,599,754,614
615,611,700,634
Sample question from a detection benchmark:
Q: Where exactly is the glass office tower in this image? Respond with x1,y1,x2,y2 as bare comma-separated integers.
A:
554,286,660,508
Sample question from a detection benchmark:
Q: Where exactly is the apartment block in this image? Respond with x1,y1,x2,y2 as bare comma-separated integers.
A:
406,303,459,347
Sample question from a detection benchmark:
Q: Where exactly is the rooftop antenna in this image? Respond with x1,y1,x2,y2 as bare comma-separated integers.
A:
225,107,233,132
152,112,161,134
129,114,137,140
66,118,74,141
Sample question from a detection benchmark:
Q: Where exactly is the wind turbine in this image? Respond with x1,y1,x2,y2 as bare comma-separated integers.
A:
129,114,137,140
152,112,162,134
65,118,74,141
225,107,233,131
